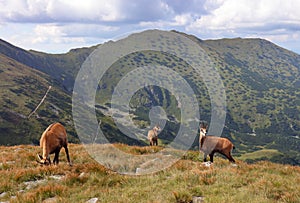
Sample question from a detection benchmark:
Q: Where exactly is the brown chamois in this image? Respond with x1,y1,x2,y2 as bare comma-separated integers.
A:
199,123,235,163
147,125,161,146
37,122,72,166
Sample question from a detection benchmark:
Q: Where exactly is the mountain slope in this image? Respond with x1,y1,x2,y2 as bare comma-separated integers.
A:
202,37,300,131
0,31,299,164
0,53,76,144
93,33,300,163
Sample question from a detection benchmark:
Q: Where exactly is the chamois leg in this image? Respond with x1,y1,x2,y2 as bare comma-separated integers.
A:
209,152,215,163
203,153,208,162
220,151,235,163
47,157,51,165
64,145,72,165
226,153,235,163
53,148,61,165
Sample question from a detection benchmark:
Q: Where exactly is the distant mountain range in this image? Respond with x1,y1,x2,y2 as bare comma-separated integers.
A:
0,30,299,165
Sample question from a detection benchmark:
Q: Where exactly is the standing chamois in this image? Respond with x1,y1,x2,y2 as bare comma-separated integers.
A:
199,123,235,163
147,125,161,146
37,122,72,165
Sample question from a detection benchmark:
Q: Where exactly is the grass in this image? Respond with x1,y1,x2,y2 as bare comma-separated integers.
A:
238,149,283,160
0,144,299,203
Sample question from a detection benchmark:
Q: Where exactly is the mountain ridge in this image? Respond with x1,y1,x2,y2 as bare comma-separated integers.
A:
0,38,97,91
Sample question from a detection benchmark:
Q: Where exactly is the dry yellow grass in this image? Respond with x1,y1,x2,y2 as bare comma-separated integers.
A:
0,144,299,203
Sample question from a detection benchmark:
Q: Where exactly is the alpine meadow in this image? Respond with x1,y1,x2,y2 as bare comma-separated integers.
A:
0,30,300,202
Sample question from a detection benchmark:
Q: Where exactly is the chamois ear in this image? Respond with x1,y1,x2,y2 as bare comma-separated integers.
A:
200,121,208,129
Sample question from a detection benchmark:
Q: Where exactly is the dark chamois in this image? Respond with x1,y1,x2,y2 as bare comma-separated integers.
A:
37,122,72,166
199,123,235,163
147,125,161,146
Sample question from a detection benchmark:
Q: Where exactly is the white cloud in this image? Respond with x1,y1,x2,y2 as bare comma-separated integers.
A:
0,0,175,23
0,0,49,22
33,24,66,44
32,23,120,46
189,0,300,32
46,0,125,22
173,14,195,26
0,22,120,53
0,0,127,22
1,0,300,53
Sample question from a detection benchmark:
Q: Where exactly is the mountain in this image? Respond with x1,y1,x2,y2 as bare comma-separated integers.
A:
0,52,74,144
0,39,97,92
0,30,299,164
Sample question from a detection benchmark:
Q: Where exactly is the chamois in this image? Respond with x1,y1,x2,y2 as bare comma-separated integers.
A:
147,125,161,146
37,122,71,165
199,123,235,163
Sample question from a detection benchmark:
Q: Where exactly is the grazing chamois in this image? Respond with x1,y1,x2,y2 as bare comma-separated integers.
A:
37,122,72,166
147,125,161,146
199,123,235,163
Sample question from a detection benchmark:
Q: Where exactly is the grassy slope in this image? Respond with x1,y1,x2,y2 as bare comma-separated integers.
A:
94,35,300,164
0,144,299,203
1,34,300,165
202,37,300,131
0,54,77,144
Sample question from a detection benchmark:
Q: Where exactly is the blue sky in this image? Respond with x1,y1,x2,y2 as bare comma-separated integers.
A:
1,0,300,54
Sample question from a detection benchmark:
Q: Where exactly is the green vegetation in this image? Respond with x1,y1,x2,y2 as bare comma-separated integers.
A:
238,149,282,160
0,31,299,165
0,54,77,145
0,144,299,203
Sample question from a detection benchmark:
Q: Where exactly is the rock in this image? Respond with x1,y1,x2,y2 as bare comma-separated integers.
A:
49,175,64,180
79,172,85,178
136,168,143,174
192,196,205,203
23,175,64,190
43,197,58,203
0,161,16,167
0,192,7,198
24,179,46,190
202,161,213,167
86,197,98,203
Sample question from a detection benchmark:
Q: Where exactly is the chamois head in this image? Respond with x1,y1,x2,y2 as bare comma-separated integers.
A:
200,122,208,137
37,154,50,165
153,124,161,132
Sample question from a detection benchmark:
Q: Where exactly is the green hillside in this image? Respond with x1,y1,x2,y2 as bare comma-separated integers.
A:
0,30,299,164
0,53,78,144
